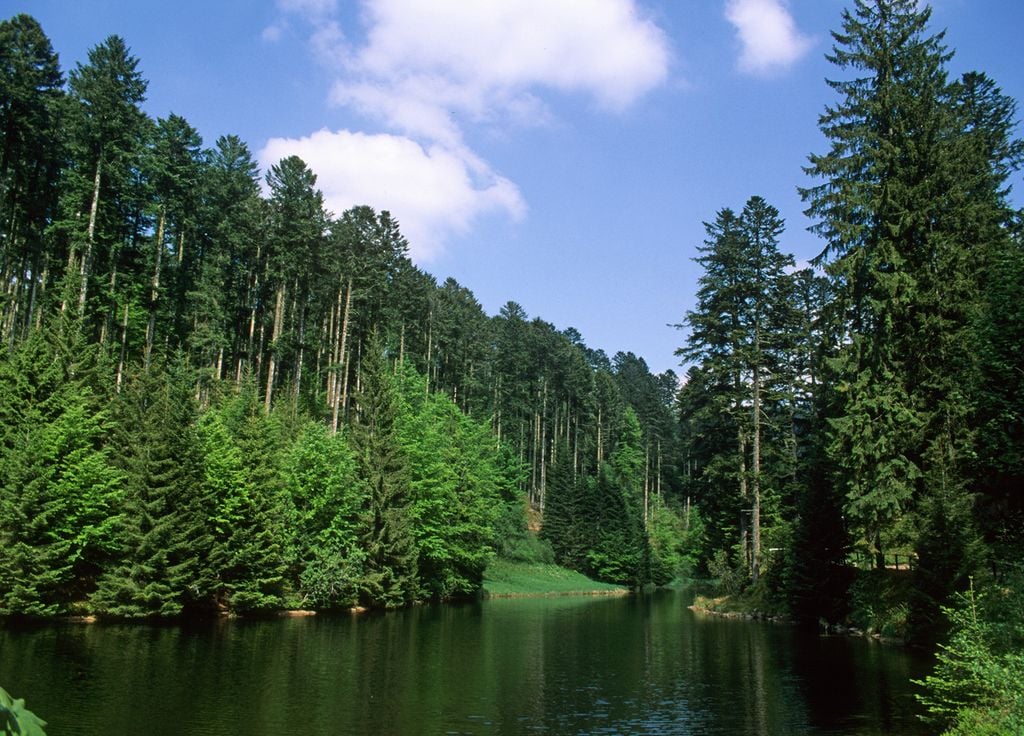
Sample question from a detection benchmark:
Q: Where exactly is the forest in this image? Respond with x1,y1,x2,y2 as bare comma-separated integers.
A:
0,10,690,619
0,2,1022,733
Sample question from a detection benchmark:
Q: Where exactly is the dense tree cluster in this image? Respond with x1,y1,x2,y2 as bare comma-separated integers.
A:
677,0,1023,666
2,12,1022,723
0,15,691,616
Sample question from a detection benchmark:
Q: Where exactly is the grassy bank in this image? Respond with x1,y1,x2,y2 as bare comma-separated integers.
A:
691,583,790,622
482,560,628,598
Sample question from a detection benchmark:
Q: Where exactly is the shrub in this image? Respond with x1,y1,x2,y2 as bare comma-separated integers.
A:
0,686,47,736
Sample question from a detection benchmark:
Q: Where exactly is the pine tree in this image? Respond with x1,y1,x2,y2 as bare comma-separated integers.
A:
676,197,795,582
193,135,265,386
92,357,215,617
144,113,204,362
801,0,976,576
540,441,589,570
0,14,65,340
0,318,120,615
58,35,150,327
956,74,1024,565
262,155,328,410
350,336,418,607
199,408,288,612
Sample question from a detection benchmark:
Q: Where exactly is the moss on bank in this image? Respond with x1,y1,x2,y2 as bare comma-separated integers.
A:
482,560,628,597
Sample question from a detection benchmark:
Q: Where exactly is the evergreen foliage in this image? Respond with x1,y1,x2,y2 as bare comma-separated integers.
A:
0,23,1022,734
916,579,1024,735
199,408,288,612
349,337,418,607
675,197,800,585
0,14,687,620
0,319,119,614
92,357,215,617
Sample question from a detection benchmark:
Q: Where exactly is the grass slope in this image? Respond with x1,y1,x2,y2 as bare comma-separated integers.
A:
482,560,628,597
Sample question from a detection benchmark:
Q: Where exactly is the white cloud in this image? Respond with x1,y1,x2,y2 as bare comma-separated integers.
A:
310,20,347,65
261,23,284,42
351,0,670,113
260,0,670,259
259,129,526,262
331,0,670,147
725,0,812,75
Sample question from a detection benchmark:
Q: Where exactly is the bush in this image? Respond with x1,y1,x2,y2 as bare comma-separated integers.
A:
915,579,1024,735
500,532,555,565
847,568,912,638
708,549,744,595
1,686,47,736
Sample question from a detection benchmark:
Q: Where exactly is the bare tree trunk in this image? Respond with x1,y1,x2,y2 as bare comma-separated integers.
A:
293,297,306,404
240,244,261,385
99,259,119,345
657,439,662,500
494,377,502,446
145,207,166,366
644,443,650,528
116,302,129,393
30,264,47,332
264,284,286,412
255,320,265,381
751,357,762,584
536,409,544,507
738,426,749,576
424,308,433,395
332,277,352,432
572,414,579,481
344,337,361,424
79,154,102,316
540,379,548,512
324,293,337,404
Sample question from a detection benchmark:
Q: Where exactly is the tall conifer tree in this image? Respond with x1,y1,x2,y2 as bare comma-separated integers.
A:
350,336,418,607
802,0,976,577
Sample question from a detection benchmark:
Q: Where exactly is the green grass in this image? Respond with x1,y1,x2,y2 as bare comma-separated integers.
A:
690,578,789,620
482,560,628,597
691,592,778,617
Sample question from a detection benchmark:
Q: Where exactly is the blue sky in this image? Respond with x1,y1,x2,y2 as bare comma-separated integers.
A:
11,1,1024,375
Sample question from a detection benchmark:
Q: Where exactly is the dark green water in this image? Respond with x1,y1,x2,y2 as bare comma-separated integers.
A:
0,590,930,735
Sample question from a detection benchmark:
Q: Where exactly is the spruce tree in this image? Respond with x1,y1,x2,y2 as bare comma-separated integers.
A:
58,34,150,326
0,319,120,615
539,441,588,570
350,336,418,607
92,357,215,617
0,14,65,340
199,409,288,612
676,197,795,582
801,0,977,576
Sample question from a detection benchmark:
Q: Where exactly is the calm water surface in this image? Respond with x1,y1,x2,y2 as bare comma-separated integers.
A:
0,590,930,735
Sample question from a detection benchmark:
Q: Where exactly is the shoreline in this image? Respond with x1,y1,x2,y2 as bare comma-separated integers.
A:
482,588,630,600
689,601,905,645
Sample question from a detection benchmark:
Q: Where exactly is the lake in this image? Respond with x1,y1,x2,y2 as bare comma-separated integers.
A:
0,589,930,735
